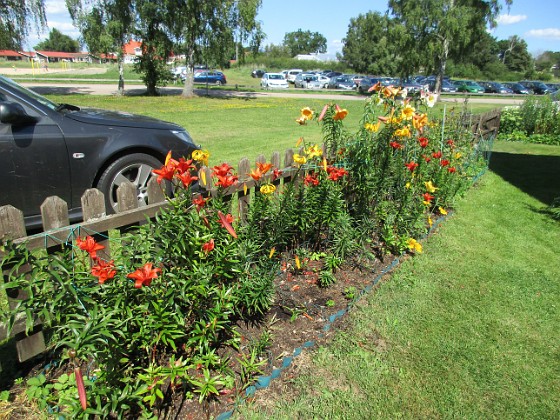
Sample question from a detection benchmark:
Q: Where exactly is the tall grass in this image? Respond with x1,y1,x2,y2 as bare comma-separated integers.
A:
236,140,560,419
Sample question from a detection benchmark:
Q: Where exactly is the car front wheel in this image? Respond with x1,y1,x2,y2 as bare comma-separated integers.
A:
97,153,164,214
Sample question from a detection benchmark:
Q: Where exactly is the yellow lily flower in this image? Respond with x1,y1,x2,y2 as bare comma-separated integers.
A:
293,154,307,165
407,238,423,253
424,181,438,193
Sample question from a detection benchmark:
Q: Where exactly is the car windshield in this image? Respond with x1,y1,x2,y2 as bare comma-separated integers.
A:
0,75,59,111
269,74,283,80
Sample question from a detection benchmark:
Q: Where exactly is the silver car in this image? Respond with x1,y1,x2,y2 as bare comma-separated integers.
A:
294,73,323,89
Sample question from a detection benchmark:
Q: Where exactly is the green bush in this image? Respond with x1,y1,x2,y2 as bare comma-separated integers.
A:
498,96,560,145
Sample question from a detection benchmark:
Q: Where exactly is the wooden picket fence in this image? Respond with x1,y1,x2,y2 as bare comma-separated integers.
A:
0,109,501,371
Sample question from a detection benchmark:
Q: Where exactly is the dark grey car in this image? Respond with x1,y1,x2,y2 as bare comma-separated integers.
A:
0,75,199,231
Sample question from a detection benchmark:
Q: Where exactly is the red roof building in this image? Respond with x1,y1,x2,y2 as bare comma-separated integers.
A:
0,50,25,61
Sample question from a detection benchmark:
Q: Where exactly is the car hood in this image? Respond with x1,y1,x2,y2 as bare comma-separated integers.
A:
65,107,181,130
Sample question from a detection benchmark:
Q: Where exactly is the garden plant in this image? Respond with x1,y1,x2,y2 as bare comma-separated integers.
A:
0,85,491,418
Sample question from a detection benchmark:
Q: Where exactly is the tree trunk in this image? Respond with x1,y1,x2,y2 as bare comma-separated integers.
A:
117,55,125,96
181,48,195,98
434,36,449,95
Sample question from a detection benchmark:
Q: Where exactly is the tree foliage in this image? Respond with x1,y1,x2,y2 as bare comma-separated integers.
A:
34,28,80,52
341,12,403,75
0,0,46,50
66,0,263,97
283,29,327,56
497,35,533,73
66,0,134,94
389,0,511,92
535,51,560,76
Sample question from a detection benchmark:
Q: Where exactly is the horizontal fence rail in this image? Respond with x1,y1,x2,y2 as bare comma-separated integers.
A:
0,110,501,369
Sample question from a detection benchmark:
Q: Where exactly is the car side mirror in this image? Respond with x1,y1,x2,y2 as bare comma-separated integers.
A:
0,102,38,125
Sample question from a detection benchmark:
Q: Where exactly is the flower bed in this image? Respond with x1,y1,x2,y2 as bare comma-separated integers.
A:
0,86,491,418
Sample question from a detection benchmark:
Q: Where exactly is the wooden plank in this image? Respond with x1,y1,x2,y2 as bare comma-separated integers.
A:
0,205,26,240
81,188,111,259
15,327,46,362
237,157,251,223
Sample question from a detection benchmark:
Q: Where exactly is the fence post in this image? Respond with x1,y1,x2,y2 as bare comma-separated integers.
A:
81,188,111,260
237,157,251,223
271,151,281,193
0,205,46,363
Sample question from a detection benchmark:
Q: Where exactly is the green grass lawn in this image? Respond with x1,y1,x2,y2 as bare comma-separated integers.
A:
236,140,560,419
42,94,499,166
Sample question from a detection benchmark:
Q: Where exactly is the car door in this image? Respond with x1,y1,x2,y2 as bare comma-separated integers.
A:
0,90,71,218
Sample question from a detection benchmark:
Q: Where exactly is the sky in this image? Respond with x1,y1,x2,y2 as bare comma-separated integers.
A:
26,0,560,57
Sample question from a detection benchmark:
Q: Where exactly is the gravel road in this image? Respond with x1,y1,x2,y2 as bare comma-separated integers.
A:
19,81,525,105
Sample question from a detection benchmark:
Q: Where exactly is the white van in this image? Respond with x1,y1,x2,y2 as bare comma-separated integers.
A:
286,69,303,83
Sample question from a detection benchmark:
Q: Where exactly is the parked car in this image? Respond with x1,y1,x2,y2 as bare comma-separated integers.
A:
479,81,514,94
0,75,200,231
316,74,331,88
294,73,323,89
452,80,485,93
192,71,227,85
394,78,424,94
546,83,559,93
261,73,289,89
172,66,187,80
357,77,392,94
327,75,356,90
502,82,531,94
429,79,458,93
285,69,303,83
325,71,343,79
519,80,550,95
251,69,266,78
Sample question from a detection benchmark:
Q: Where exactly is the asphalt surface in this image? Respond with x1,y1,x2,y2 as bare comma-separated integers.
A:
19,81,525,105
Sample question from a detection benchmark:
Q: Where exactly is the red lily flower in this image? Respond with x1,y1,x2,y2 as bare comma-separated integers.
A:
390,141,403,150
249,168,263,181
218,211,237,238
76,236,105,259
212,163,234,177
405,161,419,172
432,151,442,159
423,192,434,203
304,173,320,186
127,263,162,288
176,158,195,174
215,174,238,188
272,168,283,181
256,162,272,174
326,166,348,181
446,139,455,148
418,137,429,148
448,166,457,173
192,194,207,212
422,154,432,163
152,164,176,184
202,239,215,254
177,171,198,188
440,159,450,167
91,259,117,284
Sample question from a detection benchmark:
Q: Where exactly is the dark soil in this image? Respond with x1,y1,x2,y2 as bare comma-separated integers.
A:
166,252,400,419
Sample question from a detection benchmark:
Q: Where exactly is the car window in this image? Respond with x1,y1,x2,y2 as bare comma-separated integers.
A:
0,75,59,112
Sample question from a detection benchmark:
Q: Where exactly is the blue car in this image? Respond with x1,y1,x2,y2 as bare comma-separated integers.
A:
182,71,227,85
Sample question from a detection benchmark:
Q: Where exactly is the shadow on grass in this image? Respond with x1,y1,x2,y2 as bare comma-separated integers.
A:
489,151,560,205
